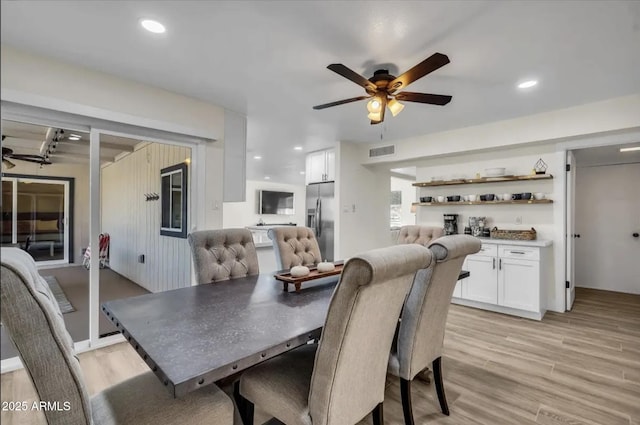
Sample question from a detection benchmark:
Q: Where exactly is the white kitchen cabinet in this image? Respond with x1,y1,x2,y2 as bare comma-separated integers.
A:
463,255,498,304
452,240,551,320
305,149,335,184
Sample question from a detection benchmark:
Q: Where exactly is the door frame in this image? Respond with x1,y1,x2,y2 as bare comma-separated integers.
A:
1,103,212,372
2,173,74,265
555,128,640,312
565,151,576,310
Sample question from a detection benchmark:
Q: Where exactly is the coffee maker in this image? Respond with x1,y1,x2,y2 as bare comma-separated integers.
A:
443,214,458,235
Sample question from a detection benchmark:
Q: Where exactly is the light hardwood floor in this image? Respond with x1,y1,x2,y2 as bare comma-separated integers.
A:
2,287,639,425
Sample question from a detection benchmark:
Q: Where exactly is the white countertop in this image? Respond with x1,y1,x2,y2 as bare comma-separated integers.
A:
476,237,552,247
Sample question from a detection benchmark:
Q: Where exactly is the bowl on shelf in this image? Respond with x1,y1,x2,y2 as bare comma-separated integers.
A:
484,167,506,177
420,196,433,203
534,192,545,200
484,194,496,201
521,192,532,200
479,195,487,201
468,194,477,202
447,195,461,202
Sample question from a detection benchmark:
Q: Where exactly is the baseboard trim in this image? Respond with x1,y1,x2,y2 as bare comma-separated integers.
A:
452,298,544,320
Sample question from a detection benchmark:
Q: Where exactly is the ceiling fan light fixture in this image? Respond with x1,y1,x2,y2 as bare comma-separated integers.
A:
367,111,382,122
367,98,382,113
388,98,405,117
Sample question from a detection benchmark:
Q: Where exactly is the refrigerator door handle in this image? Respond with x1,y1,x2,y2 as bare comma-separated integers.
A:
317,198,322,237
315,198,320,236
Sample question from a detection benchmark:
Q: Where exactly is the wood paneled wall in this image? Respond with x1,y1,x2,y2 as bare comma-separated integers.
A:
101,143,192,292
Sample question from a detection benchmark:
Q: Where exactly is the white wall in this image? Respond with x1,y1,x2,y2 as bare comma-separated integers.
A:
3,161,89,264
222,180,306,228
574,163,640,294
101,143,192,292
363,94,640,165
1,46,223,139
338,142,390,259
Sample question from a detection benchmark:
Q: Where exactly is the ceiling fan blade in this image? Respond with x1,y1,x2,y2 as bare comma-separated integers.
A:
394,91,452,106
10,153,51,165
327,64,377,91
387,53,450,92
313,96,371,110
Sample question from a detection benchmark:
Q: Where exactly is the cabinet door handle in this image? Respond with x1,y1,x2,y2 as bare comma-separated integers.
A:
492,258,496,269
499,258,502,270
510,250,526,254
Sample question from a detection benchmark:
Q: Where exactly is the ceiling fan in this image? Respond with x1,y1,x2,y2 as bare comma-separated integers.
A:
313,52,452,124
2,136,52,168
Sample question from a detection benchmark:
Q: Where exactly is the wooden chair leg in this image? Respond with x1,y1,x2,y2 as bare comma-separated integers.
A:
400,378,415,425
372,402,384,425
433,356,450,416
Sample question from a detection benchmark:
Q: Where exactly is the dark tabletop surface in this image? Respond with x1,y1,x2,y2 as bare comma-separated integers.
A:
102,269,469,397
102,273,338,397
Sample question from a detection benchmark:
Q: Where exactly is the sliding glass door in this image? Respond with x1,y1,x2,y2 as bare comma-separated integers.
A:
1,176,71,264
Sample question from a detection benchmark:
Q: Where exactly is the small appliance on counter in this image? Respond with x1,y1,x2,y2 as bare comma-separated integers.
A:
468,216,487,237
443,214,459,235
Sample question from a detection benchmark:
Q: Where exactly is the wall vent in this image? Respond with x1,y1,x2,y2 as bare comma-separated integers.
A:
369,144,395,158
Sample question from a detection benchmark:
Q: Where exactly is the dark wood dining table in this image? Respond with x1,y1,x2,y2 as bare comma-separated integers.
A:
101,270,470,398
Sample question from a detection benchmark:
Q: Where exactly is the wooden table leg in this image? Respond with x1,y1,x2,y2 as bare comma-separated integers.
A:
282,281,288,292
295,283,301,292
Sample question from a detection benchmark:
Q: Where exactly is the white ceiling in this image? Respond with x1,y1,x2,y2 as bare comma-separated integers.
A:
1,1,640,183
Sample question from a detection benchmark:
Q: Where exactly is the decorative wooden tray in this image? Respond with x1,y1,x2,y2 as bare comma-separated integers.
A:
275,261,344,292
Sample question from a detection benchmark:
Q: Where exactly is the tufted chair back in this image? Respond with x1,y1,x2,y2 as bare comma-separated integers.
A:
267,226,322,270
396,225,444,246
188,229,260,284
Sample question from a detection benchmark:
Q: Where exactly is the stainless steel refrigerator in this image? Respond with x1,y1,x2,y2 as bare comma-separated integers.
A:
306,182,335,261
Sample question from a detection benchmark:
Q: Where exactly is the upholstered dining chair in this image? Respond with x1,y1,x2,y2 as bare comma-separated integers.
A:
396,225,445,246
238,243,434,425
188,228,259,284
388,235,481,425
267,226,323,270
0,247,234,425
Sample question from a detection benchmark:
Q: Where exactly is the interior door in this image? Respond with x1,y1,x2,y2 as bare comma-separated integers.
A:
575,162,640,294
566,151,576,310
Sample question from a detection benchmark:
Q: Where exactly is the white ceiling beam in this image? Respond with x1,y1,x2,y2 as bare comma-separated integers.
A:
56,140,134,152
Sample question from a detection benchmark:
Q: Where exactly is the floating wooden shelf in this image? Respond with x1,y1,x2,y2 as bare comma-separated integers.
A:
413,174,553,187
412,199,553,206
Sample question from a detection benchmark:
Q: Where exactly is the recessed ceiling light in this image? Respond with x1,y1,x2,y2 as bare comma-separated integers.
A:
140,19,166,34
253,155,262,160
68,136,81,141
299,171,305,175
264,176,271,180
294,146,303,151
620,146,640,152
517,80,538,89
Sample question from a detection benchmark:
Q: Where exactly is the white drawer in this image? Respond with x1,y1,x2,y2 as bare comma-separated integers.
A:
475,244,498,257
499,245,540,261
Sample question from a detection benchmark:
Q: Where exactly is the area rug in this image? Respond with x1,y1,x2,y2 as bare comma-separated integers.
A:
42,275,75,314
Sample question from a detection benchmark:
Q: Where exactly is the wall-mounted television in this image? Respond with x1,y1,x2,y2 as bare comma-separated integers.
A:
259,190,294,215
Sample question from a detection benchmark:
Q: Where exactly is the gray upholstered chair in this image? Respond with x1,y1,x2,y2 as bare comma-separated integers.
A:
267,226,323,270
396,225,445,246
238,244,434,425
388,235,481,425
0,247,234,425
188,228,259,284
